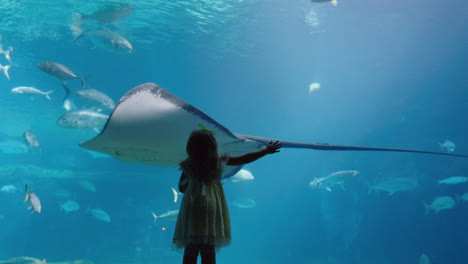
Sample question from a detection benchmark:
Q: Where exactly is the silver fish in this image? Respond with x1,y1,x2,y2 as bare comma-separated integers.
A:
310,0,338,6
74,3,134,25
439,140,456,153
1,184,18,193
456,193,468,202
12,86,54,100
438,176,468,185
72,28,133,54
424,196,455,215
23,130,40,149
37,61,85,88
24,185,41,213
61,200,80,212
369,178,418,196
151,210,179,223
74,89,115,110
0,63,11,80
79,180,96,192
310,170,359,191
231,198,257,209
89,208,111,222
57,110,109,129
231,169,254,183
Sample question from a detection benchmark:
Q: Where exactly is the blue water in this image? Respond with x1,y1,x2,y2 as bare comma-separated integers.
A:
0,0,467,263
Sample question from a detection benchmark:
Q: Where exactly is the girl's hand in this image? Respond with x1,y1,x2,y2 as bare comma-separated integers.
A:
265,141,282,154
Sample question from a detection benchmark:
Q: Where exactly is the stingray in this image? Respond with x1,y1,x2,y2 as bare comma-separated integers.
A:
80,83,468,178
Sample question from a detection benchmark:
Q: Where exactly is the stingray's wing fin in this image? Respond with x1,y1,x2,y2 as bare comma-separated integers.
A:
235,134,468,158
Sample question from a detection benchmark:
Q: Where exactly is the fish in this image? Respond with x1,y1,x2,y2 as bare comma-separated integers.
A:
79,180,96,192
231,198,257,209
37,61,86,88
230,169,254,183
0,63,11,80
23,130,40,149
24,185,41,213
439,140,456,153
309,170,359,191
89,208,111,222
424,196,455,215
419,253,430,264
73,3,134,25
61,200,80,212
0,44,13,63
80,83,468,179
368,178,418,196
438,176,468,185
57,110,109,130
456,193,468,202
74,88,116,110
309,82,320,94
1,184,18,193
11,86,54,100
151,210,179,223
171,187,182,203
72,27,133,54
310,0,338,6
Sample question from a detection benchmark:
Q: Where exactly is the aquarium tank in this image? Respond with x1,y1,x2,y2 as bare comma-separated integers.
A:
0,0,467,264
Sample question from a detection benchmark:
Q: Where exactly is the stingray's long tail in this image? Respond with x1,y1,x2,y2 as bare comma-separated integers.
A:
236,134,468,158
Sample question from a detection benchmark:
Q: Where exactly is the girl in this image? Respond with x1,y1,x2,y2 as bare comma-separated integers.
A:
173,129,281,264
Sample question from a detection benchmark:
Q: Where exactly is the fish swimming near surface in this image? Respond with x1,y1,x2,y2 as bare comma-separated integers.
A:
89,208,111,222
61,200,80,212
424,196,455,215
11,86,54,100
231,169,254,183
1,184,18,193
171,187,182,203
73,2,134,25
310,0,338,6
368,178,418,196
80,83,468,179
0,63,11,80
438,176,468,185
439,140,456,153
309,170,359,191
72,27,133,54
23,130,40,149
24,185,41,213
37,61,86,88
57,110,109,130
151,210,179,223
74,88,116,111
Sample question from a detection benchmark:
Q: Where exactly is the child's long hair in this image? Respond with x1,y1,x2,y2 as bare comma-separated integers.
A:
185,130,220,181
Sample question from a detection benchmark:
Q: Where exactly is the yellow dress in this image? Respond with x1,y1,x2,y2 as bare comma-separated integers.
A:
172,156,231,249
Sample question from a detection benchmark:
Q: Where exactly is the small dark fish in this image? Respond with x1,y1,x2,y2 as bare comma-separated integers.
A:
23,130,40,149
24,185,41,213
37,61,86,88
75,3,134,25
